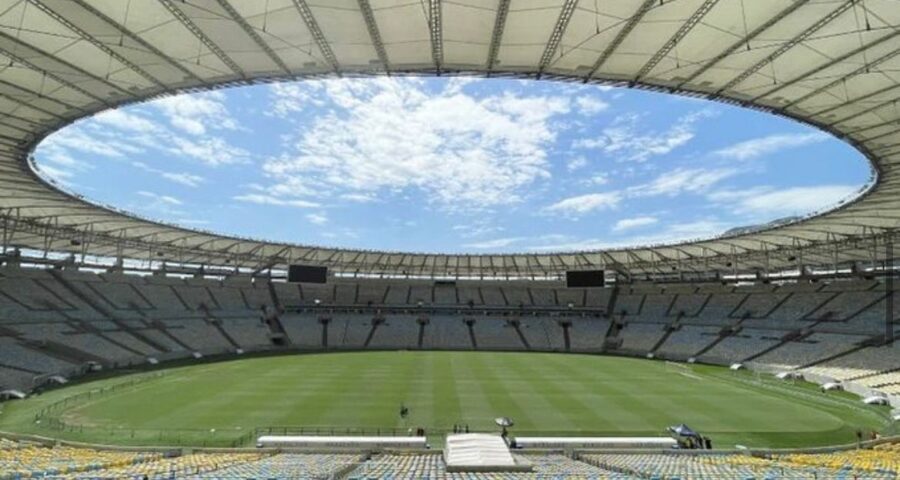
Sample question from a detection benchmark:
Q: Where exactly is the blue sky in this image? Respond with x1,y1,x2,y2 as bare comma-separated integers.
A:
35,78,873,254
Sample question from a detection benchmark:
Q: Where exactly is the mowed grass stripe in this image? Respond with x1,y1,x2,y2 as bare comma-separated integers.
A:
427,351,461,429
449,352,500,429
553,355,672,433
463,353,536,428
535,354,631,431
491,353,582,431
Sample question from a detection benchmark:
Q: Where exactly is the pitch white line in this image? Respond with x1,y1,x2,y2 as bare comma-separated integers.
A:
678,371,703,381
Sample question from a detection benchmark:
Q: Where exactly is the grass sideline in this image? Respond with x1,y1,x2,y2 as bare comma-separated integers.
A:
0,351,890,448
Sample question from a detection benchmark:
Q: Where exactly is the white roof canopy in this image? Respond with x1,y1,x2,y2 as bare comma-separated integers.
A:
0,0,898,278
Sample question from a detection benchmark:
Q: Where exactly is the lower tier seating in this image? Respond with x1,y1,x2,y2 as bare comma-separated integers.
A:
3,437,898,480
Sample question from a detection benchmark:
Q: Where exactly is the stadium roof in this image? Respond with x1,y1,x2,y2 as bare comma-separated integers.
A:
1,0,899,278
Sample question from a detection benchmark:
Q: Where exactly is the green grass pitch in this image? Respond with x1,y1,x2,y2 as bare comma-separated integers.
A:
0,351,890,448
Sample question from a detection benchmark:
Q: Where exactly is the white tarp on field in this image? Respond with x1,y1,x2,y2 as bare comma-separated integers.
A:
444,434,516,468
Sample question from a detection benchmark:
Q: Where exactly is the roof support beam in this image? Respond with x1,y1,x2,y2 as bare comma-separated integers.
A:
27,0,167,89
585,0,657,81
538,0,579,75
822,84,900,125
159,0,246,79
216,0,291,75
784,58,900,118
0,77,83,114
635,0,720,81
871,141,900,154
291,0,340,74
677,0,808,88
847,117,900,136
0,110,42,128
716,0,855,95
64,0,204,83
0,131,24,145
427,0,443,73
486,0,511,72
0,30,122,106
357,0,390,71
827,213,900,222
0,119,33,136
862,125,900,144
754,30,900,105
0,92,67,121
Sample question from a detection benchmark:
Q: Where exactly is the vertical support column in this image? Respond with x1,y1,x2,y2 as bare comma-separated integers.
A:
0,213,8,254
886,232,894,343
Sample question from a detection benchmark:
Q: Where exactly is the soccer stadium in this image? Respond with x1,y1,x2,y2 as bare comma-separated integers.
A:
0,0,899,478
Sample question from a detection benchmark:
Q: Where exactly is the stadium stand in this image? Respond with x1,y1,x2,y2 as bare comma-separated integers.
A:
1,266,899,403
581,451,898,479
346,452,624,479
750,333,871,370
655,325,720,359
3,436,899,479
190,453,362,479
802,344,900,381
567,317,610,352
617,323,667,354
0,0,899,474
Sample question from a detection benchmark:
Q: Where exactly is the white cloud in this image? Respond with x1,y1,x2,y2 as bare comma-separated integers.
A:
93,110,160,134
710,185,858,216
137,190,181,205
453,221,505,239
575,96,610,115
629,167,737,197
38,92,249,175
36,143,94,182
665,220,727,237
37,164,75,181
714,132,828,160
613,216,658,232
462,237,524,249
574,110,715,162
168,136,249,166
161,172,205,188
567,156,588,171
445,76,478,95
340,192,378,203
463,233,572,250
526,219,729,251
131,161,205,188
260,78,570,211
544,192,621,216
306,212,328,225
42,128,142,158
268,83,326,118
154,92,238,135
587,173,609,186
233,193,321,208
176,219,211,226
